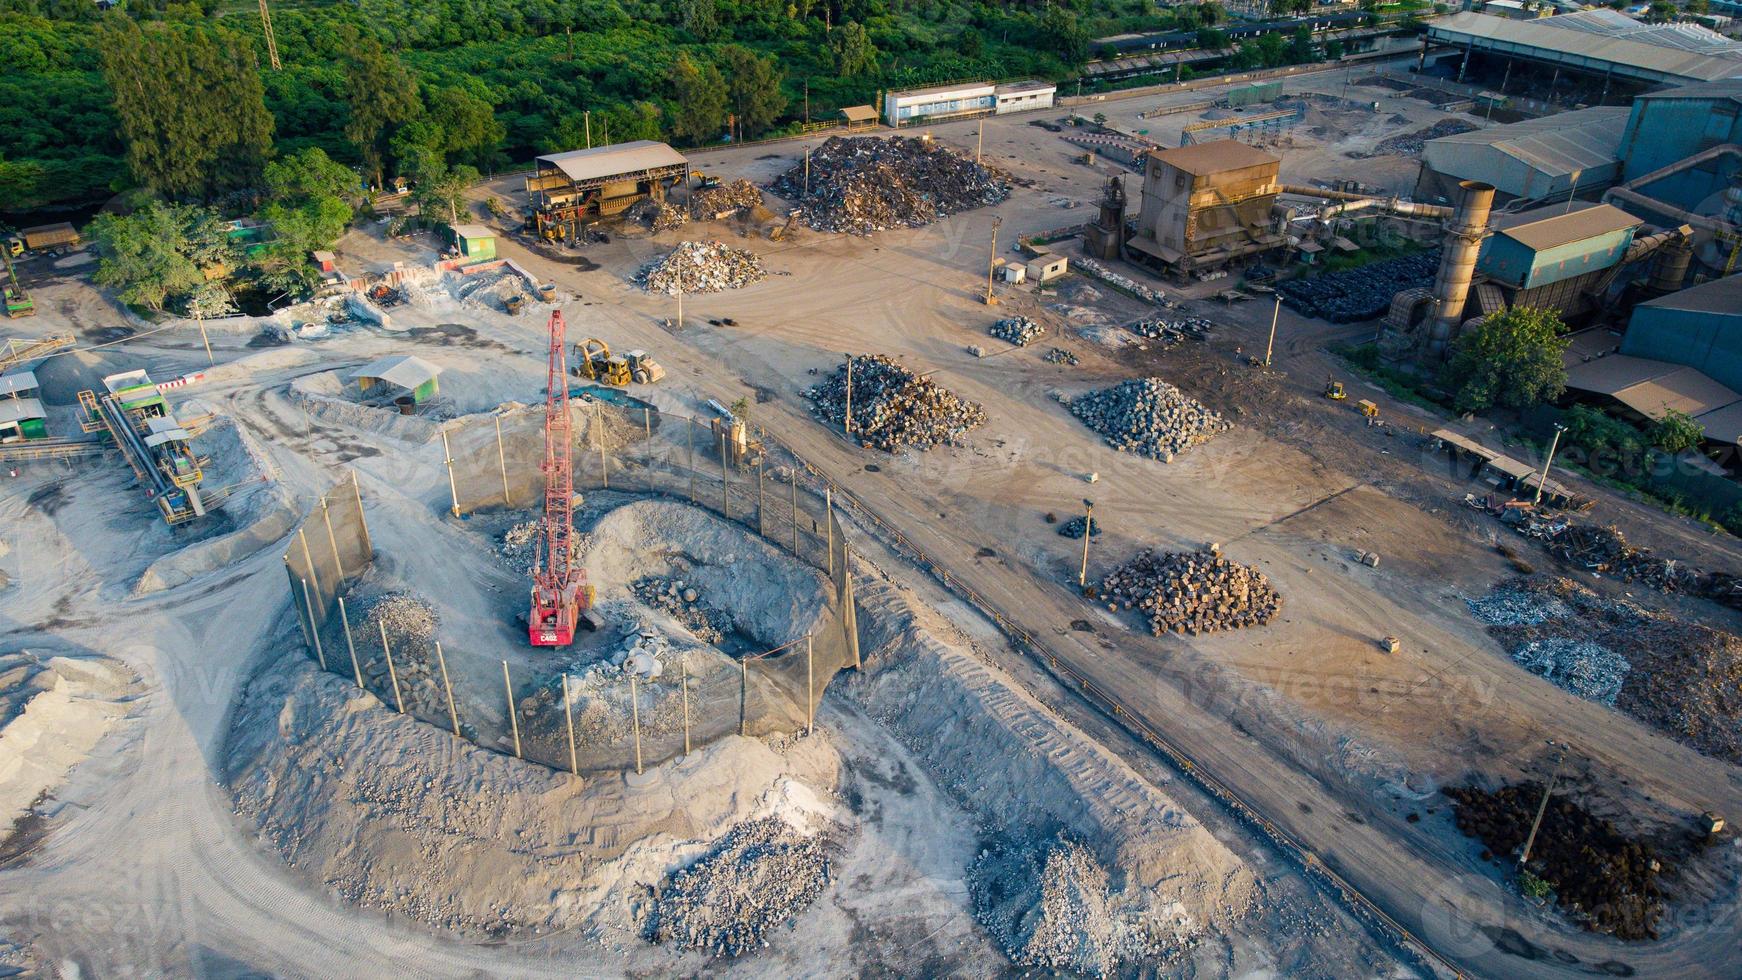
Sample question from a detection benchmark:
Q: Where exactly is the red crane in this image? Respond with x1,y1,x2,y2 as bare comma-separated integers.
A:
528,309,589,645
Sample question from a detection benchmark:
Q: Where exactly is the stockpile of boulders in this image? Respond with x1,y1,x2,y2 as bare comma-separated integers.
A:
1127,315,1211,347
1099,548,1282,636
1068,379,1228,462
690,178,764,220
1057,514,1102,538
635,240,768,294
989,315,1044,347
642,818,833,957
632,576,728,645
970,835,1165,977
1077,258,1165,304
1043,347,1080,366
345,591,454,723
770,136,1011,235
807,354,986,452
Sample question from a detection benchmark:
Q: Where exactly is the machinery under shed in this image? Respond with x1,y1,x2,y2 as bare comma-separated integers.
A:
525,141,689,241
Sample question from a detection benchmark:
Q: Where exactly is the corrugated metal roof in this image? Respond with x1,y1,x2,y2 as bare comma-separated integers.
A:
1149,139,1279,176
1565,352,1675,395
0,371,39,398
1426,106,1628,179
1637,273,1742,315
1635,77,1742,103
995,80,1057,95
1427,12,1742,83
1566,354,1742,418
1693,400,1742,444
351,355,442,391
839,105,878,122
1539,8,1742,55
1491,201,1640,251
449,224,493,240
889,82,995,100
535,141,688,184
0,397,44,425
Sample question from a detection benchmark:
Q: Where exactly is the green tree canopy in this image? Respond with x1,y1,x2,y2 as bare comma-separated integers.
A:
720,46,787,139
831,21,878,76
89,202,228,311
1653,408,1705,454
342,36,423,186
1443,306,1570,414
665,53,726,145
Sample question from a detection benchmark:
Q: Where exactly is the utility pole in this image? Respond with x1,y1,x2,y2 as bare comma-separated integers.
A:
584,110,591,149
675,284,683,330
1519,744,1565,870
976,118,984,165
984,216,1002,306
1264,296,1280,367
844,354,854,437
1078,499,1095,588
1534,423,1567,506
804,146,811,198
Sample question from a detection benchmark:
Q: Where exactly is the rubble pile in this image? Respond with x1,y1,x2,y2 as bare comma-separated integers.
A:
631,576,728,645
1352,118,1478,158
1512,638,1630,706
989,315,1045,347
770,136,1011,235
1127,315,1211,348
1445,782,1674,940
347,592,451,721
1069,378,1228,462
1076,258,1165,304
1519,518,1742,612
1278,250,1441,323
806,354,987,452
1043,347,1080,366
1099,548,1282,636
627,197,690,231
689,178,764,220
636,240,767,295
642,817,832,957
1056,514,1103,539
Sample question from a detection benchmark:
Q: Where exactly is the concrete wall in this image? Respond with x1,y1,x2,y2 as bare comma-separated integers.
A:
1620,96,1742,184
1622,305,1742,391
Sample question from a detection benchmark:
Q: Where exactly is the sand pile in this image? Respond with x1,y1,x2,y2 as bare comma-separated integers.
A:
642,816,833,957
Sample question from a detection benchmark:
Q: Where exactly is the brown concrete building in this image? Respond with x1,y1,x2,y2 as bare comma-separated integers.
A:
1126,140,1284,275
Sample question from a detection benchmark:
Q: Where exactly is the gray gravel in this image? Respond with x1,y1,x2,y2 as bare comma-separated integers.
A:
1069,378,1228,462
642,817,832,957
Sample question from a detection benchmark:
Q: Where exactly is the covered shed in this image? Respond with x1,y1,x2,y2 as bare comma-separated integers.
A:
526,141,689,238
1418,106,1629,203
448,224,497,261
839,105,878,130
350,355,442,405
0,396,46,442
1479,202,1642,290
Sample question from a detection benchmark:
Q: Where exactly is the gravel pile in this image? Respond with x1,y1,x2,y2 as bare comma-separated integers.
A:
643,817,832,957
1278,250,1440,323
989,315,1044,347
1076,258,1165,304
807,354,986,453
770,136,1010,235
1100,548,1282,636
347,591,451,721
1069,378,1228,462
632,576,727,645
1512,639,1630,706
1043,347,1080,366
1057,514,1102,538
690,178,764,220
636,240,767,295
970,836,1164,978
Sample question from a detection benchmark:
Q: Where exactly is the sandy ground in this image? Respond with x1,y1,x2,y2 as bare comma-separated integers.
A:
0,51,1737,977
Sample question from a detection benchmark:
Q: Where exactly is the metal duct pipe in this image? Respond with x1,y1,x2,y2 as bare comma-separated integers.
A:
1648,236,1694,294
1621,225,1689,265
1274,183,1456,219
1427,180,1495,358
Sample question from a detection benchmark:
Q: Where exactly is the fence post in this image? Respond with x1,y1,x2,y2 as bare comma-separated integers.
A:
298,528,321,600
681,654,691,757
644,406,651,438
351,470,373,557
844,548,861,669
805,632,814,736
687,418,697,502
436,641,460,736
562,673,578,776
790,473,799,553
757,456,765,538
739,658,749,737
825,487,833,577
441,426,461,518
378,620,405,713
337,595,363,687
299,578,326,671
595,399,609,489
719,430,729,518
499,659,523,758
495,415,512,507
320,495,346,582
629,673,644,775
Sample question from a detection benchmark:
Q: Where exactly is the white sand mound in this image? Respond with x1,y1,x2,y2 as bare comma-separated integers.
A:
0,653,138,840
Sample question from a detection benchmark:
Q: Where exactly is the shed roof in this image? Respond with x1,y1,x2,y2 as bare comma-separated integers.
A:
449,224,494,240
0,370,39,398
1426,12,1742,83
0,397,45,425
1693,400,1742,444
350,354,442,391
1491,201,1640,252
839,104,877,122
1425,105,1628,179
1635,77,1742,104
1433,428,1500,459
1565,352,1676,395
1488,455,1538,480
1149,139,1279,176
535,141,688,184
1636,274,1742,315
1613,366,1740,417
996,80,1058,95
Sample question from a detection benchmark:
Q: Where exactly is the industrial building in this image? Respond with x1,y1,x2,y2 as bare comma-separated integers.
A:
1126,140,1284,274
1417,105,1630,203
525,141,689,239
0,369,45,442
882,80,1056,127
1604,79,1742,277
1475,202,1642,315
1425,11,1742,89
1620,275,1742,391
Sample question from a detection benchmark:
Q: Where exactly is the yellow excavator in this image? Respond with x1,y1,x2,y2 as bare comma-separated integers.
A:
1323,378,1347,401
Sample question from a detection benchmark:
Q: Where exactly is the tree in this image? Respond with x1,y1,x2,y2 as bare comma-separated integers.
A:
1653,409,1705,454
1443,306,1569,413
720,46,787,139
1197,1,1225,25
1040,6,1090,64
679,0,719,40
342,37,423,187
88,202,213,311
1645,0,1676,20
99,18,274,199
416,163,481,226
1197,27,1229,49
832,20,879,76
1288,26,1315,63
665,54,727,144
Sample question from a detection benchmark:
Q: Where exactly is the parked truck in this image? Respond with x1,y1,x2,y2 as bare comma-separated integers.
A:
6,222,81,257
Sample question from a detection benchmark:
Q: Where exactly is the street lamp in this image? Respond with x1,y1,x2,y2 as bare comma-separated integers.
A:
1078,498,1095,589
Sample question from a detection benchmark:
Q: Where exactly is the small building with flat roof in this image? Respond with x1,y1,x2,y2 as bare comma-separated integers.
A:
448,224,497,261
884,82,996,128
0,396,46,442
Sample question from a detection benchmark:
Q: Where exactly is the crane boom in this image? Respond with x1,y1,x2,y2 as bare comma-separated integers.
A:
529,309,587,645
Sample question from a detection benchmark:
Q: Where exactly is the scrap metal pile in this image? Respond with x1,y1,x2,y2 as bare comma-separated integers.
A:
1127,315,1211,349
806,354,987,452
690,178,764,220
769,136,1011,235
1350,118,1477,158
1277,250,1440,323
1056,514,1102,538
635,240,767,295
627,197,690,231
1069,378,1228,462
1099,548,1282,636
989,315,1044,347
1520,518,1742,610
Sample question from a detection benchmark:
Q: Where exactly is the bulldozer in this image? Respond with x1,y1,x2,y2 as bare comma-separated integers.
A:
574,338,664,386
1323,378,1347,401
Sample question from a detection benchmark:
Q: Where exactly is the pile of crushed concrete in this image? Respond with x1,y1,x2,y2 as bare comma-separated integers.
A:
636,241,768,295
1068,378,1228,462
690,179,765,221
770,136,1011,235
641,816,833,957
1099,548,1283,636
632,575,730,645
807,354,986,453
989,315,1044,347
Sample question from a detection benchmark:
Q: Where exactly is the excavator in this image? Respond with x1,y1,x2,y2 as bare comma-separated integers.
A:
573,338,664,386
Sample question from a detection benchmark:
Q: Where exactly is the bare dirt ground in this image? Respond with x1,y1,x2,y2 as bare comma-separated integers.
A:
1,54,1738,977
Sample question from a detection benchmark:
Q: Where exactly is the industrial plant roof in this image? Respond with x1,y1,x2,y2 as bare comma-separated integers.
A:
535,141,688,183
351,354,442,390
449,223,494,240
0,370,39,398
995,80,1057,94
1491,201,1640,251
1425,105,1628,178
1540,8,1742,55
1149,140,1278,175
0,397,45,425
1636,272,1742,315
1427,12,1742,83
1636,77,1742,104
889,81,995,99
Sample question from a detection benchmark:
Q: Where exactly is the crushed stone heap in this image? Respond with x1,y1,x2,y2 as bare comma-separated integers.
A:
989,315,1044,347
641,817,832,958
1069,378,1228,462
1127,315,1211,348
807,354,986,453
770,135,1011,235
635,240,767,295
1100,548,1282,636
689,178,764,220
